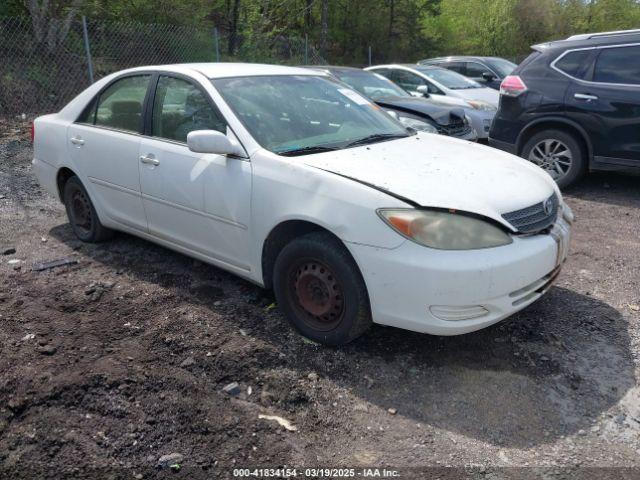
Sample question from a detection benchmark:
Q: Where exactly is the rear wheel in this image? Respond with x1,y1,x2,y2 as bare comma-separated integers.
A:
63,176,114,242
521,129,586,188
273,232,372,345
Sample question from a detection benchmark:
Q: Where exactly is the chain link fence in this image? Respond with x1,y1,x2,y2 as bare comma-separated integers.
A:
0,16,326,117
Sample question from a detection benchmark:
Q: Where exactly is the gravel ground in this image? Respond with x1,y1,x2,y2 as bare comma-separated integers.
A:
1,120,639,479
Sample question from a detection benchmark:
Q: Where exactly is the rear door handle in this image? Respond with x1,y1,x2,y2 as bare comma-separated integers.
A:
70,136,85,146
140,155,160,166
574,93,598,101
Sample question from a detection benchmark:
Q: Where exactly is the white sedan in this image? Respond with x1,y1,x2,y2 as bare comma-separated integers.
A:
32,63,573,345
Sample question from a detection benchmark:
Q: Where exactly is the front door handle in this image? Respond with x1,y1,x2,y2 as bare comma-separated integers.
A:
574,93,598,101
140,155,160,166
70,136,85,146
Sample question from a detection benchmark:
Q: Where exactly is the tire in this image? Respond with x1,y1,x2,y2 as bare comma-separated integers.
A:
63,176,114,242
521,129,586,189
273,232,372,346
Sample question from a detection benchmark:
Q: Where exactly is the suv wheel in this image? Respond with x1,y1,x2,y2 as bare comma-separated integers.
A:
521,129,586,188
63,176,114,242
273,232,372,345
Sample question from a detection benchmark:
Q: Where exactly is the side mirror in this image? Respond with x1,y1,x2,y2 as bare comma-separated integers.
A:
187,130,245,157
481,72,496,82
416,85,430,97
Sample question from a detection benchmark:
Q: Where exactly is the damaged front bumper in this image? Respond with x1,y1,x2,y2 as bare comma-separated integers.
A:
347,216,571,335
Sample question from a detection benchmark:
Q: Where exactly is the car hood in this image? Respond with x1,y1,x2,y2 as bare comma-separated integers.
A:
375,96,465,125
302,134,558,230
452,87,500,106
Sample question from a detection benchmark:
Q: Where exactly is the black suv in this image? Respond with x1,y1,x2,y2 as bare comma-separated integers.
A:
489,29,640,188
418,56,517,90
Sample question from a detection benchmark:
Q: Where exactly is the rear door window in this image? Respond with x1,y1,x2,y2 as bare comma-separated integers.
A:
444,62,466,74
94,75,151,133
593,46,640,85
77,98,97,124
555,50,592,79
465,62,492,79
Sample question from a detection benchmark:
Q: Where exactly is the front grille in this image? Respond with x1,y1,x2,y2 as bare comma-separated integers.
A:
502,193,559,234
437,123,473,138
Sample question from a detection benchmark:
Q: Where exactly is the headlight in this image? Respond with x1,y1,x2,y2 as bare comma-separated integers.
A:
396,114,439,133
467,100,497,112
378,208,513,250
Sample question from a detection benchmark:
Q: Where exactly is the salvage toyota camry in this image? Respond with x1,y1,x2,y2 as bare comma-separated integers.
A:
32,63,573,345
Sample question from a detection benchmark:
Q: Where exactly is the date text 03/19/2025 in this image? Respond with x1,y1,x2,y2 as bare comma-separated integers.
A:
232,468,400,477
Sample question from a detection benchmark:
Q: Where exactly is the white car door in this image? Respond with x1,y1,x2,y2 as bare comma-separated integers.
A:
138,74,252,270
67,74,152,231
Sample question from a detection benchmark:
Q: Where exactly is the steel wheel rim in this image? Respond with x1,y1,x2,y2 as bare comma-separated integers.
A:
287,258,345,331
528,139,573,180
70,188,92,235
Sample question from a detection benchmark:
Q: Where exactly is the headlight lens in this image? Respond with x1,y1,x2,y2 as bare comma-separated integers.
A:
396,114,439,133
378,208,513,250
468,100,497,112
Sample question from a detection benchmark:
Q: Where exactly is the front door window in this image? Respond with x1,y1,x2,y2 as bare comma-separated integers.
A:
392,70,426,93
152,76,227,143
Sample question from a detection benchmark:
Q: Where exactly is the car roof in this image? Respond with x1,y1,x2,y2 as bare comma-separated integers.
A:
369,64,445,71
117,62,324,79
422,56,503,63
532,31,640,52
322,65,367,73
304,65,366,74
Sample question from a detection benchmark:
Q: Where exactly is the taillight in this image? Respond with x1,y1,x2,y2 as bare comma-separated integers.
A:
500,75,527,97
31,121,35,143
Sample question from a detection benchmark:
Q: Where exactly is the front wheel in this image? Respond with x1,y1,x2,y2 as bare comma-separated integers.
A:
273,232,372,345
521,129,586,189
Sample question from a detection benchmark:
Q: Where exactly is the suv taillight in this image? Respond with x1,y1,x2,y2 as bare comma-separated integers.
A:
500,75,527,97
31,121,35,143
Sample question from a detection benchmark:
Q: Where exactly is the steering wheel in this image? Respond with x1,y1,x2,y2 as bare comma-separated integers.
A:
190,106,212,125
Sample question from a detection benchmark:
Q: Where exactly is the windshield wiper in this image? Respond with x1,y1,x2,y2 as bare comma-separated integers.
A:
345,133,409,148
277,145,339,156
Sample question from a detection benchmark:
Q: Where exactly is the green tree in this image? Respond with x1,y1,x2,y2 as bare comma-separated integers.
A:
6,0,640,64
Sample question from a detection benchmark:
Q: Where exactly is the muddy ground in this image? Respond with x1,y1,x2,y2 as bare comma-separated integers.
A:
1,120,639,479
